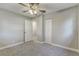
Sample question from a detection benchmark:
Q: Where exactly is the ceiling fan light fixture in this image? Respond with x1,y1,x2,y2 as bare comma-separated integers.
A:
18,3,46,15
34,10,37,14
29,10,33,15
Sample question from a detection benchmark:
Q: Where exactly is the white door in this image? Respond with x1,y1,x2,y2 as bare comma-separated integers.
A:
45,19,53,43
25,20,33,42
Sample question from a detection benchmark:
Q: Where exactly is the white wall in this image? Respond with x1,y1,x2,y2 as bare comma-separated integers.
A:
0,8,31,48
44,7,78,49
33,6,78,49
32,6,79,50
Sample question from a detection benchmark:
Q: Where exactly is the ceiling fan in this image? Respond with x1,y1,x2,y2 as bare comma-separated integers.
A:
18,3,46,15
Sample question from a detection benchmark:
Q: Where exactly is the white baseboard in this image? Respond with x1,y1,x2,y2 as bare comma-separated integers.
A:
0,39,33,50
0,40,79,54
35,40,79,53
0,42,24,50
47,42,79,53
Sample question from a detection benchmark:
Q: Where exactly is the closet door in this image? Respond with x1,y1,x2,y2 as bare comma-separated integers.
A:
25,20,33,42
45,19,53,43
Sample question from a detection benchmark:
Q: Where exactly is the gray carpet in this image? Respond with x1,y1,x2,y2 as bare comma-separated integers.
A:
0,41,79,56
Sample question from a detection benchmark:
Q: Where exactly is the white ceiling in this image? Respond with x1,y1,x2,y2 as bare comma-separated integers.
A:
0,3,78,18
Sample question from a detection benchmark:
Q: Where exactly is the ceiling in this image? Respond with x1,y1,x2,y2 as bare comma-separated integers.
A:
0,3,78,18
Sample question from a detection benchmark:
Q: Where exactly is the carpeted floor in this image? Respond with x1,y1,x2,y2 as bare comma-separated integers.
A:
0,40,79,56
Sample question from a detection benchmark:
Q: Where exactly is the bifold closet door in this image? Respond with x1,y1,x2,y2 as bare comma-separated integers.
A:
25,20,33,42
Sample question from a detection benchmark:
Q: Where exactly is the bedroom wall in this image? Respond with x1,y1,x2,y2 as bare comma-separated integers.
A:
52,7,77,49
44,6,78,49
0,8,31,48
32,5,79,50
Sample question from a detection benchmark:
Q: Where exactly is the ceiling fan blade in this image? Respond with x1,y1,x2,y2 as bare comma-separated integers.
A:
18,3,27,7
23,10,28,13
39,10,46,13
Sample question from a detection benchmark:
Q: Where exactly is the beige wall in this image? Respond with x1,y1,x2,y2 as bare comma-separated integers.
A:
0,8,31,48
